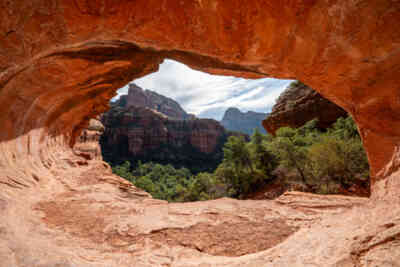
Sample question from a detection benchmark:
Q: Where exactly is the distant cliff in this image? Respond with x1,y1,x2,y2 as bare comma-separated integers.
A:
263,81,347,135
102,83,251,174
101,106,239,172
221,107,268,135
114,83,194,120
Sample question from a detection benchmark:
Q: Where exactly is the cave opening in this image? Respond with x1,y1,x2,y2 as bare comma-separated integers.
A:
1,1,399,265
95,59,371,202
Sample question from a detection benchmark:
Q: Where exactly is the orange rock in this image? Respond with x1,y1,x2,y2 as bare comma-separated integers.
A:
0,0,399,266
74,118,104,161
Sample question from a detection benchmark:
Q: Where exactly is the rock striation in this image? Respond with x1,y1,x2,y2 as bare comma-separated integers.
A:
73,117,104,161
0,1,399,266
102,106,224,154
263,81,347,135
115,83,193,120
101,104,230,171
221,107,268,135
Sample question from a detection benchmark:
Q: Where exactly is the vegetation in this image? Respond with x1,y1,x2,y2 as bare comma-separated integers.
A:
111,116,370,202
113,161,227,202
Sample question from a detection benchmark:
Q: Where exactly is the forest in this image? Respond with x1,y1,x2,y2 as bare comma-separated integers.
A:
112,116,370,202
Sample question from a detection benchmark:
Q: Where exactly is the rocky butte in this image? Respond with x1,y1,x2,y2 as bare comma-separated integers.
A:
221,107,268,135
0,1,399,266
116,83,193,120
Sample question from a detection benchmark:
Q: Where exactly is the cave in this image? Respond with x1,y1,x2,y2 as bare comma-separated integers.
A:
100,60,368,199
0,1,399,266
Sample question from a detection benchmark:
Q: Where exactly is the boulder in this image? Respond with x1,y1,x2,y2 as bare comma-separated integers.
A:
263,81,347,135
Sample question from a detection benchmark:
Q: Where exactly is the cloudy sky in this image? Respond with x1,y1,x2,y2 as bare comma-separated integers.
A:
115,59,293,120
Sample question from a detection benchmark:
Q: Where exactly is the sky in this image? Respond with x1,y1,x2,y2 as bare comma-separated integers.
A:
114,59,293,120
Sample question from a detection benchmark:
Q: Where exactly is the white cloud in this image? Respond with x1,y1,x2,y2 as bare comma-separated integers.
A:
115,59,293,120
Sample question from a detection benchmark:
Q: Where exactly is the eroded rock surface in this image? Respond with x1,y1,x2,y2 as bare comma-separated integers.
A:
263,81,347,135
17,160,377,266
74,117,104,161
0,0,399,266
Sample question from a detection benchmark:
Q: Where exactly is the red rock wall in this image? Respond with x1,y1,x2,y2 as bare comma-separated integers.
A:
0,1,400,266
101,106,225,155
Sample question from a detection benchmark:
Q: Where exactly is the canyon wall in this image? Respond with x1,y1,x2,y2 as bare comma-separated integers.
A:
0,0,399,266
102,84,234,172
101,105,230,172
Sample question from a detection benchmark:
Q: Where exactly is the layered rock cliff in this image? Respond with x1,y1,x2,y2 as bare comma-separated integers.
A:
221,107,268,135
115,83,193,120
263,81,347,135
101,104,238,172
0,1,399,266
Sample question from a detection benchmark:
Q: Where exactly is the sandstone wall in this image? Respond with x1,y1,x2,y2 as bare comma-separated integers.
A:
73,118,104,161
0,1,399,266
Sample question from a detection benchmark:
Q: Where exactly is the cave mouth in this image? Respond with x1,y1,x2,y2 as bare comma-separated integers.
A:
96,59,371,202
1,1,398,265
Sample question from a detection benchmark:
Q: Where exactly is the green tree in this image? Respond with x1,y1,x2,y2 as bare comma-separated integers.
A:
112,161,134,181
269,127,313,188
218,136,254,196
308,136,369,189
183,172,227,201
223,136,253,174
329,116,360,140
249,128,278,175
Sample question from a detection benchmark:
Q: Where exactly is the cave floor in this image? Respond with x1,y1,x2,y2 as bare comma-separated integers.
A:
0,160,399,267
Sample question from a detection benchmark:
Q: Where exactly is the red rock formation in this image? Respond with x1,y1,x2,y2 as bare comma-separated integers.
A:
263,81,347,135
101,105,225,155
0,1,399,266
74,118,104,161
117,83,191,120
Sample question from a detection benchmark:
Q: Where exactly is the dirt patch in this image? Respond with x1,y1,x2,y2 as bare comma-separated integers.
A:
147,220,298,257
35,199,112,244
35,197,298,257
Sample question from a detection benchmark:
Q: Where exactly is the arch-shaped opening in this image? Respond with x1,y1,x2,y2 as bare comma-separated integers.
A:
99,59,371,202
